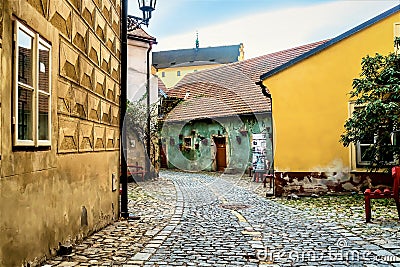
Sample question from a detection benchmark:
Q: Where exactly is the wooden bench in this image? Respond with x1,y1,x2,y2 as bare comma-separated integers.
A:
364,166,400,223
120,162,146,182
127,163,146,182
263,173,274,190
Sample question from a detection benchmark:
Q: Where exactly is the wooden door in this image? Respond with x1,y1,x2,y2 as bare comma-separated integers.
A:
160,144,168,168
214,137,227,171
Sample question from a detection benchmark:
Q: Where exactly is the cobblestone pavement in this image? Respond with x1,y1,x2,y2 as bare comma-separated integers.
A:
43,170,400,266
43,177,176,267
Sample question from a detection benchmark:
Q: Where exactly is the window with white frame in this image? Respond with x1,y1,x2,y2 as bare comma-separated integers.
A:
356,132,374,165
14,21,51,146
353,106,396,166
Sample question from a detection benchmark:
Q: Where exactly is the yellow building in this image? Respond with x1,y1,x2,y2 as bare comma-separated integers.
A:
259,5,400,196
153,43,244,88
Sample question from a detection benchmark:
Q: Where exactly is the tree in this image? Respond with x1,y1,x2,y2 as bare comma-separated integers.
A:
125,94,160,174
340,38,400,171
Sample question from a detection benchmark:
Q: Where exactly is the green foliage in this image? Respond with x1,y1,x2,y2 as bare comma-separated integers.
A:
340,38,400,171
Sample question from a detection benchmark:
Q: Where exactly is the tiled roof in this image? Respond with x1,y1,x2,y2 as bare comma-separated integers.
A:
260,4,400,80
166,82,272,122
226,40,328,84
158,78,167,98
127,27,157,43
152,44,243,69
165,40,328,122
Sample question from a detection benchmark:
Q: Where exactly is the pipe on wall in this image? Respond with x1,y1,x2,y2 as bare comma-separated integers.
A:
120,0,128,218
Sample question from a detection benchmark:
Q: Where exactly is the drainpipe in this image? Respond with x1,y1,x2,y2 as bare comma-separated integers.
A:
146,43,152,179
256,80,275,195
120,0,128,218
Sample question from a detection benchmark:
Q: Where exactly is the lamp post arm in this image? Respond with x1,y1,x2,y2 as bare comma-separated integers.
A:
127,15,149,31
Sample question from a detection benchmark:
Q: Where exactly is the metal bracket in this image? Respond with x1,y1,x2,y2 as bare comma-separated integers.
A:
127,15,148,31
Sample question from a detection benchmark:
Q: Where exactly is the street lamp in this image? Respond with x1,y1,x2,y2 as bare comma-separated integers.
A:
127,0,157,31
120,0,156,219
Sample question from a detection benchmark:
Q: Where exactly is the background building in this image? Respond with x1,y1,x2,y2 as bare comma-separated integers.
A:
153,43,244,88
126,27,158,173
158,42,326,174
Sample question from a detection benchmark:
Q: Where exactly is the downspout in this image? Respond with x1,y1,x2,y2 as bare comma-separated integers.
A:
120,0,128,218
145,43,152,178
256,80,275,195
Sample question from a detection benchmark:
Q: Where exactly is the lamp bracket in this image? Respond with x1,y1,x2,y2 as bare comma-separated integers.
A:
127,15,148,31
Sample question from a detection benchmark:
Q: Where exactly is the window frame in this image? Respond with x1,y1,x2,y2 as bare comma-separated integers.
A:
356,136,374,166
395,22,400,53
13,21,52,147
351,104,396,166
183,136,192,149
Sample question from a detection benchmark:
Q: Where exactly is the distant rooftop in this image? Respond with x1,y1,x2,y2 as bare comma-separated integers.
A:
152,44,244,69
164,40,329,122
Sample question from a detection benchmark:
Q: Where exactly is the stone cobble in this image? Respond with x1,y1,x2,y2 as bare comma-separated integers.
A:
271,192,400,261
42,171,400,266
43,177,176,267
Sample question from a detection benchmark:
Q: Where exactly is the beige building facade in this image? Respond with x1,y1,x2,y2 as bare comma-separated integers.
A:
0,0,121,265
126,28,158,171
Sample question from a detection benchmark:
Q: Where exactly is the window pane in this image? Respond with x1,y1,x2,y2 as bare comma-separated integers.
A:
38,43,50,93
18,87,33,140
18,29,33,86
381,152,394,163
38,93,50,140
360,145,373,162
360,133,374,144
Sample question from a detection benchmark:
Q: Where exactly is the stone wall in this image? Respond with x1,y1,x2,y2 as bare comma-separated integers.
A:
0,0,121,265
274,171,393,197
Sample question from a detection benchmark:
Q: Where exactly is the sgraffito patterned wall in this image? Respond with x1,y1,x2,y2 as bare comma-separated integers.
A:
1,0,121,154
0,0,2,42
0,0,122,265
53,0,121,153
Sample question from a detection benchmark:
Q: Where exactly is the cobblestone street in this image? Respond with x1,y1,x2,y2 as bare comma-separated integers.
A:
44,171,400,267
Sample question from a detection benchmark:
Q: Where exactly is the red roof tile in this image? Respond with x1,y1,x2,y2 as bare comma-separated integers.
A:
127,27,156,43
158,77,167,92
166,40,329,122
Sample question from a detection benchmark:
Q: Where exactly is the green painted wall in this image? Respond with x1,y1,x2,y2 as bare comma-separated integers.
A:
160,113,272,173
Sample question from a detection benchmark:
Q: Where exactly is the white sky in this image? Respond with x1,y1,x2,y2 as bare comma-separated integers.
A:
133,1,400,59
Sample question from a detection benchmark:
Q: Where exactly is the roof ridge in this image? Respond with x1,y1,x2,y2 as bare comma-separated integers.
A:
260,4,400,80
153,44,242,54
173,39,330,88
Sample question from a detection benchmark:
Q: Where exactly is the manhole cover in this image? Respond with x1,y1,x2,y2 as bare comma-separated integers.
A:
220,203,251,210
